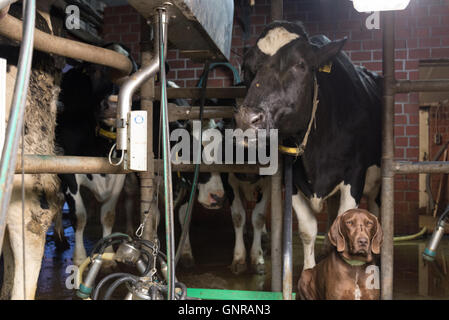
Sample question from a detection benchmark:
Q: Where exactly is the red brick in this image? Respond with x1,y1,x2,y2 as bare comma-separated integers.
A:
432,26,449,36
431,47,449,59
396,136,409,146
351,51,371,61
121,14,140,24
177,70,195,79
344,41,362,51
417,16,440,26
419,38,441,48
408,48,431,59
406,126,419,136
415,27,430,38
405,191,419,201
121,33,139,43
429,5,449,16
395,125,405,137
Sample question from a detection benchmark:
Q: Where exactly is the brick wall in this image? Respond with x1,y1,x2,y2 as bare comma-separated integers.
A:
103,0,449,235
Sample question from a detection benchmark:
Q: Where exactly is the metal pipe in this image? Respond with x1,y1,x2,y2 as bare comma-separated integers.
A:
271,0,283,20
139,12,157,244
157,7,174,300
0,13,132,79
395,80,449,93
394,161,449,174
380,10,395,301
0,0,35,257
282,155,293,300
14,155,262,174
116,16,160,152
271,155,283,292
15,155,130,174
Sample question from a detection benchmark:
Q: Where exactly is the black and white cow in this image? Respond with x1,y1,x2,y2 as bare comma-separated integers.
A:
56,53,132,265
175,119,270,275
0,1,65,299
235,21,382,270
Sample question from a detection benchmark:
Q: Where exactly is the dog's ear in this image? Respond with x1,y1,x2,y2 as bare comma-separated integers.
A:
328,215,345,252
370,214,383,255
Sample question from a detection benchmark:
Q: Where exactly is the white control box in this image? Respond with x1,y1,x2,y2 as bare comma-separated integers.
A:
127,110,147,171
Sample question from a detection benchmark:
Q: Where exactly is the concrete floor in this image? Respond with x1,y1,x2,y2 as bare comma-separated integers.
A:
34,209,449,300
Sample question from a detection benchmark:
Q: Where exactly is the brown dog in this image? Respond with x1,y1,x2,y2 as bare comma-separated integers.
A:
298,208,383,300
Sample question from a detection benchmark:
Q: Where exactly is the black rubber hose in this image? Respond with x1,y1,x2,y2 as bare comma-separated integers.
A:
174,61,211,266
92,273,135,300
90,233,130,257
139,249,153,276
103,276,137,300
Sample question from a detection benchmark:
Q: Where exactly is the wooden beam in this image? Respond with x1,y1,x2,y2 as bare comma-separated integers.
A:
168,103,234,121
419,106,430,214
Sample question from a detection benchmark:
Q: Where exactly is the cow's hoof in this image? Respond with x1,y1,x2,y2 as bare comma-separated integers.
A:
230,261,247,275
179,255,195,269
252,263,266,275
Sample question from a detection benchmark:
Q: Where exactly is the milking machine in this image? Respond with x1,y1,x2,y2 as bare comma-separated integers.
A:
76,233,187,300
423,205,449,262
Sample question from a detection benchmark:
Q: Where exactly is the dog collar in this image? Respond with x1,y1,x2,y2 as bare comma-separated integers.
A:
342,257,367,266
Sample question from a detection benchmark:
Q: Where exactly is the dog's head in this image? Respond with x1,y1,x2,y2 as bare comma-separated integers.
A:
328,209,383,263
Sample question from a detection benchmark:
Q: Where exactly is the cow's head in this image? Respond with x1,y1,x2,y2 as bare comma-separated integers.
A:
175,119,226,210
235,29,346,138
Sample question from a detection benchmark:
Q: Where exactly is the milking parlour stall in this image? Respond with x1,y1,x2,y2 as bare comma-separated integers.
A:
0,0,448,312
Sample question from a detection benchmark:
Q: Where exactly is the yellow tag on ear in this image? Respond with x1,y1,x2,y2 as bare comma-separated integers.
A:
319,61,332,73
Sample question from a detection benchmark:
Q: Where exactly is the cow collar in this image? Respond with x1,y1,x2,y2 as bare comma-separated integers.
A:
278,74,319,157
96,125,117,140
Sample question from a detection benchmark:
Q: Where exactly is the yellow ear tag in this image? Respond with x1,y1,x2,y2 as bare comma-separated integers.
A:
319,61,332,73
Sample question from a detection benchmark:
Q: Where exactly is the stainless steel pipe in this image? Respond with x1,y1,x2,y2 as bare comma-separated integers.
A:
116,15,160,151
14,155,261,174
0,13,133,79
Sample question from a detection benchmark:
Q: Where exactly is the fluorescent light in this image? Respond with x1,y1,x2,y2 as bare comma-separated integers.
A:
351,0,410,12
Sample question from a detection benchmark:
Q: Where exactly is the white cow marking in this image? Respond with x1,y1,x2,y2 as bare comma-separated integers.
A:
257,27,300,56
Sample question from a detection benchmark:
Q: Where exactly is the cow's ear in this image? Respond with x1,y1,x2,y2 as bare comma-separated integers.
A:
313,38,347,68
328,215,345,252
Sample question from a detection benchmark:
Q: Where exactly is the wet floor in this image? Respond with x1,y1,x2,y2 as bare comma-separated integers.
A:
35,210,449,300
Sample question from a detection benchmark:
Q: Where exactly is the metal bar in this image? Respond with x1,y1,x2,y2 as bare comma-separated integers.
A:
394,161,449,174
15,155,130,174
139,15,157,242
0,0,35,262
0,13,132,79
116,16,160,152
271,0,283,20
380,10,395,301
168,103,234,121
282,155,292,300
395,80,449,93
271,155,283,292
14,155,262,174
158,7,175,300
154,87,247,100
